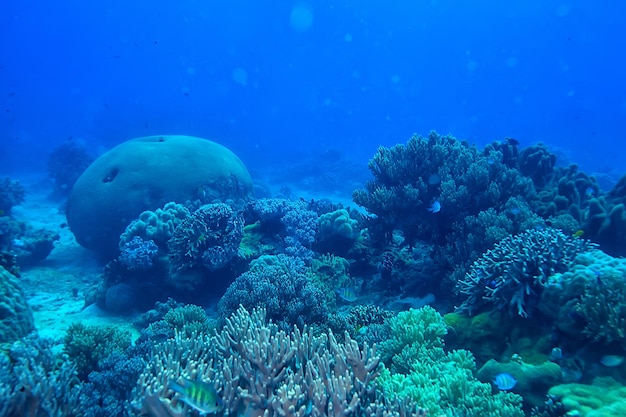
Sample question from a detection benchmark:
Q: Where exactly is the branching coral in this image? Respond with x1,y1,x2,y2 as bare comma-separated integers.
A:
63,323,132,380
132,306,426,417
0,333,83,416
457,228,596,318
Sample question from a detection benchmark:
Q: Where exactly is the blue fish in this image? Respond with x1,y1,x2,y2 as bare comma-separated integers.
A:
493,373,517,391
335,287,358,302
427,200,441,213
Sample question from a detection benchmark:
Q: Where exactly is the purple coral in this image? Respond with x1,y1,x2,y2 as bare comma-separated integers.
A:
119,236,158,270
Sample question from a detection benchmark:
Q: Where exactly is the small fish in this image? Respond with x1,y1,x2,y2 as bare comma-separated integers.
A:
427,200,441,213
600,355,624,367
572,229,584,238
585,187,596,197
168,377,223,414
335,287,358,303
549,347,563,362
493,373,517,391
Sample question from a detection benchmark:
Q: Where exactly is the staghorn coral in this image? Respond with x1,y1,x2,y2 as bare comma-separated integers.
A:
132,306,426,417
457,228,596,318
168,203,243,273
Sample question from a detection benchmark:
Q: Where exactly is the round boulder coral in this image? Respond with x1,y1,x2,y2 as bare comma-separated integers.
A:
66,135,254,258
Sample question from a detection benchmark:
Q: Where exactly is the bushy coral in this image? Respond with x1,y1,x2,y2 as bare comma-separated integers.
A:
0,266,35,344
218,254,329,329
132,306,426,417
47,138,94,197
119,236,159,270
376,307,525,417
353,132,534,247
377,306,448,373
245,198,319,262
457,227,596,318
168,203,243,272
162,303,214,337
78,351,144,417
0,176,25,214
538,249,626,348
63,323,132,380
0,333,83,416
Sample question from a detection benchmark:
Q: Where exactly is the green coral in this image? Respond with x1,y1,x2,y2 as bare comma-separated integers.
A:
377,307,524,417
162,304,214,337
538,250,626,347
378,306,447,373
549,377,626,417
63,323,132,379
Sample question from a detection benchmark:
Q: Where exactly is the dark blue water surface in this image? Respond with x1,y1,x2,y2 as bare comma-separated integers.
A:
1,0,624,178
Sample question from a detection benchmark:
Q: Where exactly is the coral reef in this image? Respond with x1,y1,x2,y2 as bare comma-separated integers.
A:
218,254,328,329
245,198,319,263
0,333,83,416
119,236,159,270
0,266,35,344
132,306,425,417
0,177,25,214
457,228,596,318
168,203,244,273
47,138,94,197
548,377,626,417
538,249,626,348
63,323,132,379
120,202,191,250
376,307,525,417
477,356,563,408
66,135,253,257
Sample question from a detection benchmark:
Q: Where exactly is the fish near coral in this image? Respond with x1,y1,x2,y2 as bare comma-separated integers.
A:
168,377,223,414
336,286,359,303
427,200,441,213
493,372,517,391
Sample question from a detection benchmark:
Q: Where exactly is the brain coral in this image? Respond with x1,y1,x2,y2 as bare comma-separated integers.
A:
66,135,254,258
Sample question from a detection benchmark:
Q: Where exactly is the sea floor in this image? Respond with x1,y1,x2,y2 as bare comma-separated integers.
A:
12,180,139,341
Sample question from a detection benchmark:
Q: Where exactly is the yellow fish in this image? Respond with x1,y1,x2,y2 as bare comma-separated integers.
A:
572,229,584,238
168,377,223,414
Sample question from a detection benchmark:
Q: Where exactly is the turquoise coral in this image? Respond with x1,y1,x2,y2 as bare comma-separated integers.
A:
377,307,525,417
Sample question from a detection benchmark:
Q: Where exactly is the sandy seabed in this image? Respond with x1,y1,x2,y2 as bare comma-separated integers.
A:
12,185,139,341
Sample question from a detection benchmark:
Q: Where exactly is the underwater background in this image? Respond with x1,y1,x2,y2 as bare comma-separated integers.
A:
1,1,626,417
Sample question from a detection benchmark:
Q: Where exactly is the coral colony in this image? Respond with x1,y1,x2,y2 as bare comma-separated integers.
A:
2,132,626,416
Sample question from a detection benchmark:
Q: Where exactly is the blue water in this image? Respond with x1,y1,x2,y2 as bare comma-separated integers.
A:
2,0,625,178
